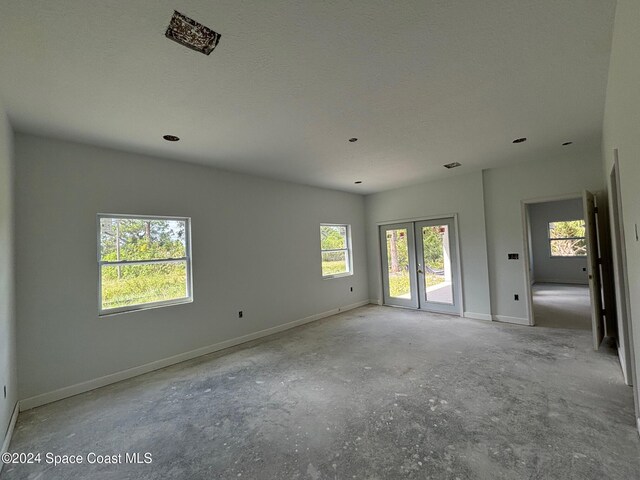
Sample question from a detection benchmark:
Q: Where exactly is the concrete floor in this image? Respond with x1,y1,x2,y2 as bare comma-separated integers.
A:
532,283,592,330
3,305,639,479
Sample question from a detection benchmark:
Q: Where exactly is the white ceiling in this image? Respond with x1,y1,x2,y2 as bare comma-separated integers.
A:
0,1,616,193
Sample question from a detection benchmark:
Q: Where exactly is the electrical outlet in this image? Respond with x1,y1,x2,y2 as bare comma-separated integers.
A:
238,311,243,318
514,294,519,301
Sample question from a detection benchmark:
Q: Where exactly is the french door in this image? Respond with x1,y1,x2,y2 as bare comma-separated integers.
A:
380,218,460,314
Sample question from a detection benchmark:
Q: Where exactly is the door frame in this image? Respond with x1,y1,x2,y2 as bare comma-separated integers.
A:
376,213,464,316
608,150,637,397
520,192,586,326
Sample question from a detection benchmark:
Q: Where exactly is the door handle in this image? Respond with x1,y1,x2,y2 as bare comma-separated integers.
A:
417,269,423,274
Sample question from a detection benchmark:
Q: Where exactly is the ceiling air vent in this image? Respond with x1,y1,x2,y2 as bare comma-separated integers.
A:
165,11,221,55
443,162,461,169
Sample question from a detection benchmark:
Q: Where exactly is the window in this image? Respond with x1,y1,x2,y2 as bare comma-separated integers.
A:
98,215,192,315
548,219,586,257
320,224,352,278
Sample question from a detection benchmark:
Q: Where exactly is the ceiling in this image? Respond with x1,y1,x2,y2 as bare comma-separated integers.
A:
0,1,616,193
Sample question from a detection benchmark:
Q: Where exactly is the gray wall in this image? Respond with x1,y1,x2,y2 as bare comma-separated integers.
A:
14,134,369,400
0,106,16,439
365,171,492,318
483,148,603,323
529,198,588,285
602,0,640,425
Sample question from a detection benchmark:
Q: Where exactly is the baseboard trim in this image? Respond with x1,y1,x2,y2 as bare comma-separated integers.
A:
1,401,20,473
637,417,640,437
618,347,631,386
533,279,588,286
369,299,382,305
19,300,370,411
464,312,492,321
492,315,531,326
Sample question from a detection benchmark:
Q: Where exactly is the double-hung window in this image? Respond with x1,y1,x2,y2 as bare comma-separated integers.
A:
98,214,193,315
548,220,586,257
320,224,353,278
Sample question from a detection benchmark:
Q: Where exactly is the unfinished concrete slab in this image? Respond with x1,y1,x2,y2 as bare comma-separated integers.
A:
3,305,638,479
533,283,592,330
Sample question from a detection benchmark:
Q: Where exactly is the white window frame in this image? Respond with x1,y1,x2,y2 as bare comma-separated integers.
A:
97,213,193,316
548,219,587,258
320,223,353,279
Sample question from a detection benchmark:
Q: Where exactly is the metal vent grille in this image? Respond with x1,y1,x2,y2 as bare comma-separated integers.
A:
165,11,221,55
443,162,461,169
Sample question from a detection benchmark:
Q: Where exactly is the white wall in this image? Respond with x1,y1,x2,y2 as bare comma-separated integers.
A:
601,0,640,426
0,105,16,441
364,171,491,319
529,198,588,285
483,147,604,323
14,134,369,401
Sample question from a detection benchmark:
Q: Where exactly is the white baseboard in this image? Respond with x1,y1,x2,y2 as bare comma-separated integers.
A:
464,312,492,321
369,299,382,305
533,279,588,286
637,417,640,437
1,401,20,473
618,347,631,386
492,315,531,326
20,300,370,411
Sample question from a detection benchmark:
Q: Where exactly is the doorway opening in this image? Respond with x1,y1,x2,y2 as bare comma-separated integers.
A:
524,197,592,331
522,191,615,351
379,217,462,315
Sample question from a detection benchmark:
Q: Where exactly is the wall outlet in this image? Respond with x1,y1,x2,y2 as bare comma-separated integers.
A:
238,311,243,318
514,294,519,301
508,253,519,260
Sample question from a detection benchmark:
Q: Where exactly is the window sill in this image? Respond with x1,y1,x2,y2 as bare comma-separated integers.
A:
322,272,353,280
99,297,193,317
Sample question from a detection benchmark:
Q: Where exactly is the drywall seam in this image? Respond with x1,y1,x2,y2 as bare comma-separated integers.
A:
0,401,19,473
19,300,369,411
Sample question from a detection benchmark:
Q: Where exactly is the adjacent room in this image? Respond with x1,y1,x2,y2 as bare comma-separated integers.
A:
1,1,640,478
526,197,592,330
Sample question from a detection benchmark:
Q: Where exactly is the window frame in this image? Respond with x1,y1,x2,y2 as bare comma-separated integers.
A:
547,219,587,258
97,213,193,316
320,223,353,279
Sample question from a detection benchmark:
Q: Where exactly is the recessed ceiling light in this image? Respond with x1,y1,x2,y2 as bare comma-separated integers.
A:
165,11,221,55
562,141,573,146
348,138,358,143
354,180,362,184
163,135,180,142
443,162,461,169
512,137,527,144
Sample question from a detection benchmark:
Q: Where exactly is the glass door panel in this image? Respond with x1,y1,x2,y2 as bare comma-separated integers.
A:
421,225,453,304
415,219,460,314
380,224,418,308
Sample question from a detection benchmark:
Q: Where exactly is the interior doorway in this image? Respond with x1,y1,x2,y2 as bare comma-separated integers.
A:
522,192,610,351
379,217,461,315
